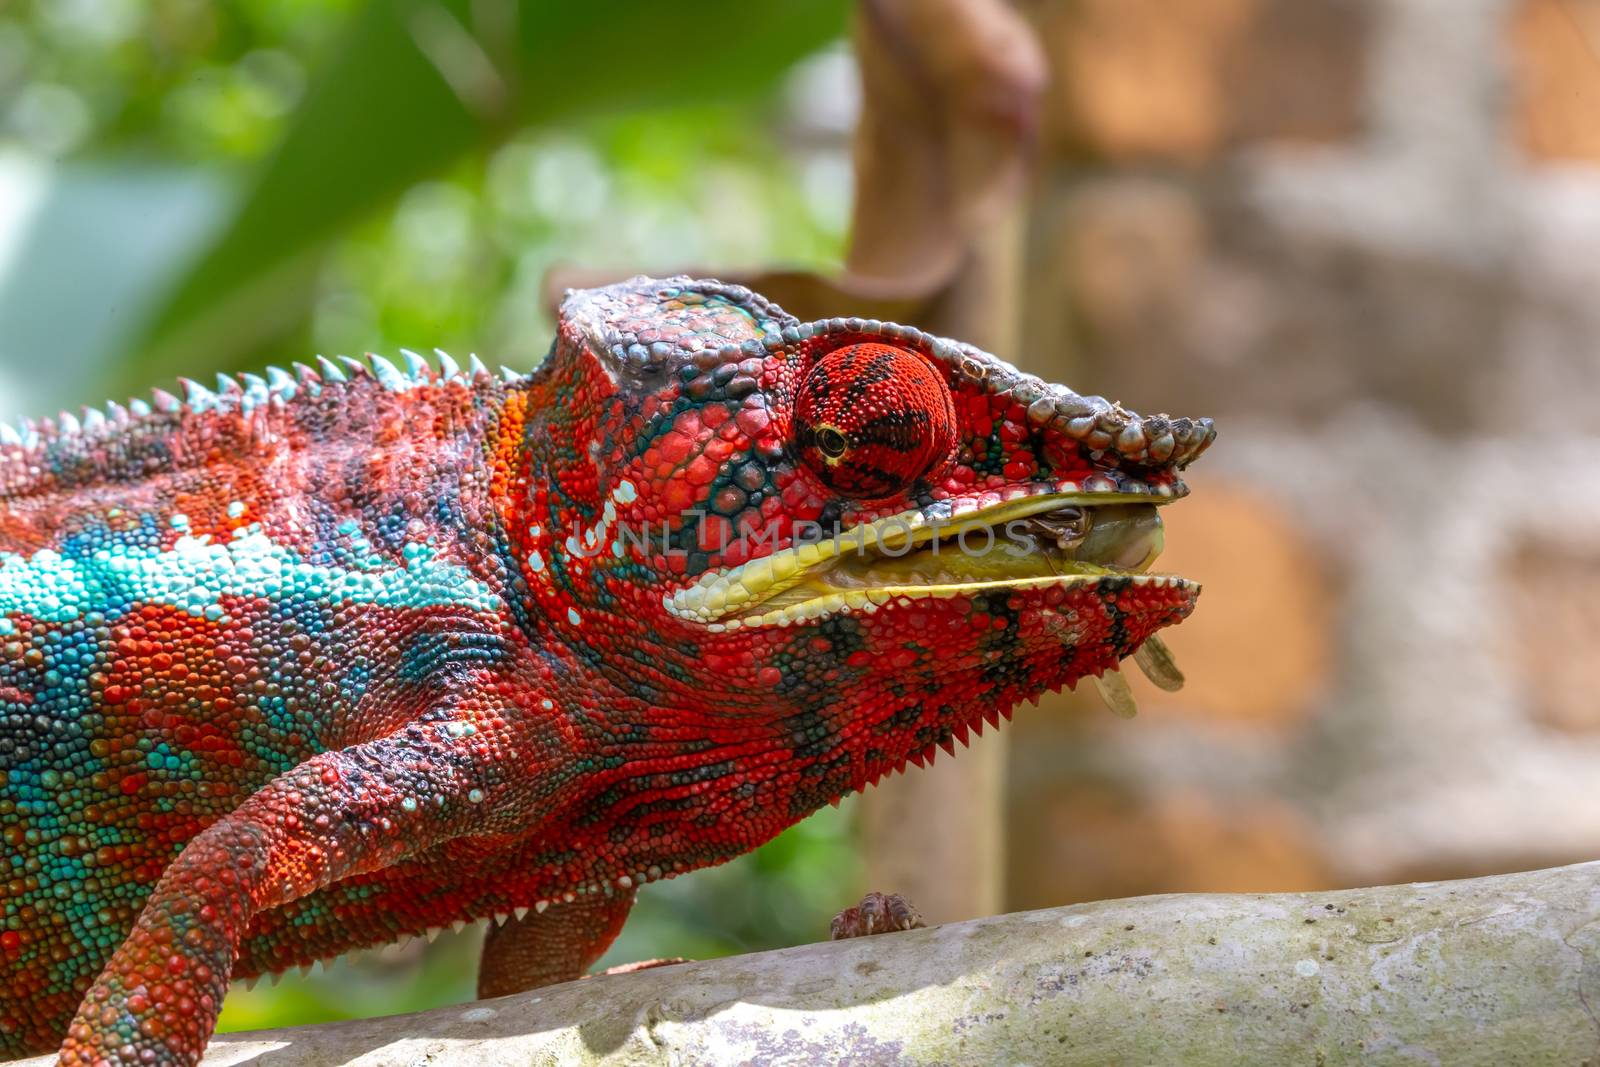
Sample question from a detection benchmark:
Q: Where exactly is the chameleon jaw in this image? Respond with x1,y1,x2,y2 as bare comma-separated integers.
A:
663,492,1198,633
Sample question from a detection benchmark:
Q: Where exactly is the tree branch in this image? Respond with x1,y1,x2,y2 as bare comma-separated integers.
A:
22,861,1600,1065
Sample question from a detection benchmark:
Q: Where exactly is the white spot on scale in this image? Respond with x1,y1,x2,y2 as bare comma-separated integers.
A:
614,480,638,504
567,607,582,626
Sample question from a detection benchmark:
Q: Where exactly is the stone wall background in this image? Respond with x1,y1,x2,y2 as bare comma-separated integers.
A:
1003,0,1600,908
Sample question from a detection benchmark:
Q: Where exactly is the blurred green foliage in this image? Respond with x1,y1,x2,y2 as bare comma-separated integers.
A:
130,0,853,392
1,0,864,1033
1,0,354,159
1,0,854,399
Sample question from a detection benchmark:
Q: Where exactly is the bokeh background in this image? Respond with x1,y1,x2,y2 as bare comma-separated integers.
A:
4,0,1600,1035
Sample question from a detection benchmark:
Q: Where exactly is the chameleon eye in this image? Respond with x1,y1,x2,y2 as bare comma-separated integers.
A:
795,342,958,499
816,426,850,459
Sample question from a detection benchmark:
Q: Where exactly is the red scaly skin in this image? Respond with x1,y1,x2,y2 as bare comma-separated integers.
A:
0,277,1214,1065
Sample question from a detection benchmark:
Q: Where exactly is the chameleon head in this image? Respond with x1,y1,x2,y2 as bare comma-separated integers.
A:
520,277,1213,830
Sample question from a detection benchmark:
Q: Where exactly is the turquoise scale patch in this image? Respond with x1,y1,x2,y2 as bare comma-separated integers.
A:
0,529,503,624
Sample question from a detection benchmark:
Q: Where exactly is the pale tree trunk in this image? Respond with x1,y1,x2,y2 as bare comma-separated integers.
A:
26,861,1599,1066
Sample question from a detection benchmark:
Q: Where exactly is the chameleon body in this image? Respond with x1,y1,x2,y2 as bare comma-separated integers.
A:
0,277,1213,1065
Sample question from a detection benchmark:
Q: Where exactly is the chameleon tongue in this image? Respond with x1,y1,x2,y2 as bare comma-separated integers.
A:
1132,635,1185,693
1091,669,1139,719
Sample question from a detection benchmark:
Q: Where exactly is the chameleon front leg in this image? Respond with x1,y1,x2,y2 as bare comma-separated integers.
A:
477,891,636,997
59,725,519,1067
479,892,690,996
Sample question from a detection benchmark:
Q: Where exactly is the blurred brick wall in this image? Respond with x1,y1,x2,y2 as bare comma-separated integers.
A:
1005,0,1600,908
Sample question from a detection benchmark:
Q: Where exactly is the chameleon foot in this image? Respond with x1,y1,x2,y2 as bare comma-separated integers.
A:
830,891,925,939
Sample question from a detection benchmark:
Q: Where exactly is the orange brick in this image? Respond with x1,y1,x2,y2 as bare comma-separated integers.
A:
1053,179,1205,344
1510,0,1600,162
1128,473,1335,728
1033,0,1255,162
1008,780,1332,909
1027,0,1367,161
1506,538,1600,731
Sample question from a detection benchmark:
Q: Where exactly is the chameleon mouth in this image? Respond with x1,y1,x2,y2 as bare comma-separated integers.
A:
663,492,1197,700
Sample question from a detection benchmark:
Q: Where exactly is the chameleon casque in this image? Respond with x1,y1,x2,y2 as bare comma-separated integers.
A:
0,276,1213,1064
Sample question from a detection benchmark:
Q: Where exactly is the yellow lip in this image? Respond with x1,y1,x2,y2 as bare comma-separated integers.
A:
662,492,1196,632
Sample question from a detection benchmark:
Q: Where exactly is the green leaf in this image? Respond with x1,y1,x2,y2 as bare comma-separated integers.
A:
124,0,847,392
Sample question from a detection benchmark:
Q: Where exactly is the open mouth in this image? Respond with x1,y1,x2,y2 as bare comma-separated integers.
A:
663,493,1197,709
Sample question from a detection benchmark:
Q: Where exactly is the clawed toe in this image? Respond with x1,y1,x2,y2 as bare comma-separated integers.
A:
830,891,925,940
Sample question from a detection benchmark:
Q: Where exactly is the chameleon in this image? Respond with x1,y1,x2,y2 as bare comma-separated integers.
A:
0,276,1213,1065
